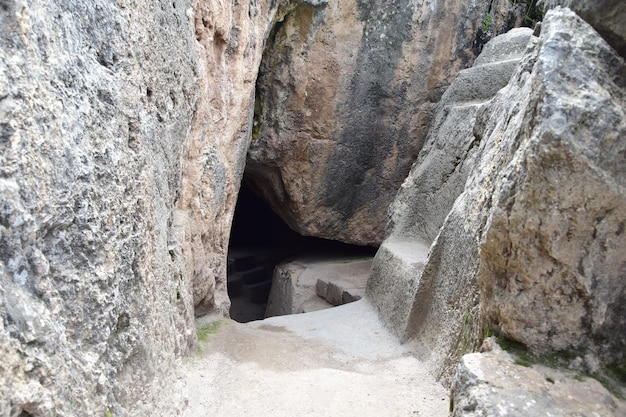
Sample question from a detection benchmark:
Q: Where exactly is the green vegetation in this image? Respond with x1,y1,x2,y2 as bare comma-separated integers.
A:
481,13,493,33
482,325,495,339
495,336,625,399
197,320,223,342
607,363,626,384
105,411,113,417
495,337,577,368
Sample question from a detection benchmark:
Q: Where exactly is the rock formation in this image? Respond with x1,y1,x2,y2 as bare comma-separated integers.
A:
246,0,515,246
369,7,626,385
450,338,626,416
171,0,283,317
367,25,534,379
0,0,284,414
538,0,626,58
1,0,200,414
2,0,624,414
266,256,371,316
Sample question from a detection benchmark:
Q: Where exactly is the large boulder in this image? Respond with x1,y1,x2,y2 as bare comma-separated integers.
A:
476,8,626,367
246,0,515,246
368,7,626,382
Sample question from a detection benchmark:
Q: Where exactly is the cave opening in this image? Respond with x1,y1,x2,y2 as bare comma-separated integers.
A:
227,181,376,323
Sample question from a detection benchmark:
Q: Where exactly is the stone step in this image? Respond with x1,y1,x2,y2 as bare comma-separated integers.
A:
316,278,365,306
265,256,373,318
300,296,334,313
367,239,431,339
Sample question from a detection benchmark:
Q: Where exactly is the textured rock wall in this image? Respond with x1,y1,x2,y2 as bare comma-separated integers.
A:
476,8,626,367
172,0,281,317
538,0,626,58
246,0,515,246
367,26,533,381
369,7,625,383
0,0,282,414
1,1,199,414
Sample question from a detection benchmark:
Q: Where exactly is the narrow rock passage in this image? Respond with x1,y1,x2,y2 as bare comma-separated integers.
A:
183,300,449,416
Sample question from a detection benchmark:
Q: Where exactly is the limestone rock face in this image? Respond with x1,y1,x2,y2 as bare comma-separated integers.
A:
450,339,626,417
0,1,199,414
369,7,625,382
385,27,534,245
171,0,282,317
246,0,512,246
538,0,626,57
368,26,533,380
475,8,626,366
0,0,280,414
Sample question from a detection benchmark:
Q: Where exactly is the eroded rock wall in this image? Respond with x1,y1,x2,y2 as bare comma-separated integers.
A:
172,0,283,317
246,0,515,246
0,1,200,414
0,0,282,414
476,8,626,366
369,7,625,383
367,26,534,380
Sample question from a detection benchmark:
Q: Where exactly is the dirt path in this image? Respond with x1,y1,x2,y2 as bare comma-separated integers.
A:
183,300,449,417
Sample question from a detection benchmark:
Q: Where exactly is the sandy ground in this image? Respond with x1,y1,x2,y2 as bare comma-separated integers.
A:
183,300,449,417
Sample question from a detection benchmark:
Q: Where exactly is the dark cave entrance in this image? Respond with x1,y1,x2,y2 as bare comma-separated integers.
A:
227,181,376,323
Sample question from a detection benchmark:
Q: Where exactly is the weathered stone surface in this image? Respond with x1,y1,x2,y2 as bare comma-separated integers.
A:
368,26,533,377
538,0,626,57
368,28,532,371
451,338,626,417
0,0,282,414
266,257,371,317
172,0,283,317
369,7,625,384
384,27,533,245
475,8,626,368
0,1,201,414
246,0,514,246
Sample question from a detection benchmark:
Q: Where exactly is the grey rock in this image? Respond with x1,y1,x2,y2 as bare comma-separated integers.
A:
384,27,534,246
369,7,626,384
476,7,626,366
368,26,533,363
0,0,282,414
266,261,305,317
451,339,626,417
0,0,200,414
266,257,371,317
538,0,626,57
246,0,512,245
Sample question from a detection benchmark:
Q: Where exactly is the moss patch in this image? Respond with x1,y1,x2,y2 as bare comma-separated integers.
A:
495,337,577,368
197,320,223,342
495,336,625,399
